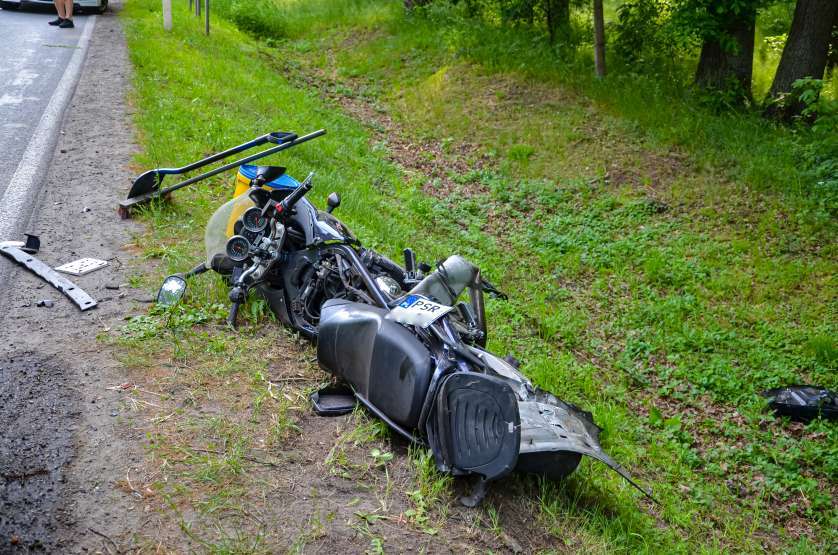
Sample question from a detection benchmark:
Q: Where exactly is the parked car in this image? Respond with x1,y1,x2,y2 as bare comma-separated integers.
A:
0,0,108,13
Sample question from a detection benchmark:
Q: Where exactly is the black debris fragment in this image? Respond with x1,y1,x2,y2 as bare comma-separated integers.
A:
762,386,838,422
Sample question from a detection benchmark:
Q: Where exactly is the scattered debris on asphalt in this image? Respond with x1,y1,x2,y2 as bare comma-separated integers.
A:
1,234,40,255
0,242,98,311
55,257,108,276
22,234,40,254
36,300,54,308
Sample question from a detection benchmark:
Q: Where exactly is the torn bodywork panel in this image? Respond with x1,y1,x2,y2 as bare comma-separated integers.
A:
517,394,652,498
0,244,97,311
475,348,653,499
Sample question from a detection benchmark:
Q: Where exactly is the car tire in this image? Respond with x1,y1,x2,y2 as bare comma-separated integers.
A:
98,0,107,13
0,1,20,10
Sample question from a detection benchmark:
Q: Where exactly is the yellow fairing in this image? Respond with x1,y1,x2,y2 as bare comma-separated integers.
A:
206,192,256,267
226,169,271,236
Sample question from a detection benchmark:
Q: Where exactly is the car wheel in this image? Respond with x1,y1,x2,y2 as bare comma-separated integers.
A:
98,0,108,14
0,1,20,10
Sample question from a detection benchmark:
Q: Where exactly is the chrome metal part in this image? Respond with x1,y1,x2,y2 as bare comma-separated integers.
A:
375,275,402,299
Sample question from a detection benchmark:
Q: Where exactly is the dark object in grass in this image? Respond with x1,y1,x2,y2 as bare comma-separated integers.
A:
310,384,356,416
762,386,838,422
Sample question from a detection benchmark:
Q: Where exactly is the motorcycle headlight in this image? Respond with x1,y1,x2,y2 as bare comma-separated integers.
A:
375,276,402,299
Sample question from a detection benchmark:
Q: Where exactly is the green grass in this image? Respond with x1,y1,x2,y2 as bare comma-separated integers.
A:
118,0,836,552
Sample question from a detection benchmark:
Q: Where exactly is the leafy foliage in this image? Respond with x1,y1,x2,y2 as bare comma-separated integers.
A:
613,0,687,69
791,79,838,205
671,0,766,43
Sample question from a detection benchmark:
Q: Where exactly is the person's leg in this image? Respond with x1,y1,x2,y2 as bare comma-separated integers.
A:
50,0,65,24
58,0,74,27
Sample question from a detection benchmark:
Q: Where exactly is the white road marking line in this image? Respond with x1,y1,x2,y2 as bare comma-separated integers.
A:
0,16,96,239
0,94,40,106
12,68,40,87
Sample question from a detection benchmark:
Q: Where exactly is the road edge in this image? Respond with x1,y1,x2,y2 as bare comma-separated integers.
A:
0,15,96,239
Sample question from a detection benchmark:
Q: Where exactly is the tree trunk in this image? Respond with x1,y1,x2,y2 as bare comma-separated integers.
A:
593,0,606,77
694,11,756,96
545,0,570,44
769,0,838,100
828,9,838,72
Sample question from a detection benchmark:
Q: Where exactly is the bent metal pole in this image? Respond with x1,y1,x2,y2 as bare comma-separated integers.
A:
118,129,327,214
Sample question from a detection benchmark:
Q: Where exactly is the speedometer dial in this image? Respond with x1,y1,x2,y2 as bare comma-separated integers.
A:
242,207,268,232
225,235,251,262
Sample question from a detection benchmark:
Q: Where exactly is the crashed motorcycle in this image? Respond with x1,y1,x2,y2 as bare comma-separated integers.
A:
155,141,650,505
158,165,408,333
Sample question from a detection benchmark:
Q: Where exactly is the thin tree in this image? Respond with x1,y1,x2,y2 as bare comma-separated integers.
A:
593,0,606,77
767,0,838,112
828,10,838,72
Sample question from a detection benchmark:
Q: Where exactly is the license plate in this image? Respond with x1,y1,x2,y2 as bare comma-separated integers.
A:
387,294,454,328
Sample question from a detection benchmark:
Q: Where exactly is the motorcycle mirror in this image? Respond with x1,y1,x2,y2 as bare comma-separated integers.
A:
326,192,341,213
157,274,187,306
248,187,271,208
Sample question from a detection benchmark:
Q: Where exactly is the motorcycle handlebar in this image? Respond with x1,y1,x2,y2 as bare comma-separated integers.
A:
276,172,314,217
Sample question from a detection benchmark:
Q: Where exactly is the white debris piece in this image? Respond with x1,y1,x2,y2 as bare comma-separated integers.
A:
54,257,108,276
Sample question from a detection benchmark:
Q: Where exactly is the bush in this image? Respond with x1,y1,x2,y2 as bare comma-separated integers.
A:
612,0,685,69
214,0,287,40
794,80,838,212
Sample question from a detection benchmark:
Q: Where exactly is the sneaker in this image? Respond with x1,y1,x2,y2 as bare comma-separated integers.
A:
58,19,74,28
48,17,64,26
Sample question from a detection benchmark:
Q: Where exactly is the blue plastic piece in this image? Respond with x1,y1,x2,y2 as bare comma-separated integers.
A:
238,164,300,189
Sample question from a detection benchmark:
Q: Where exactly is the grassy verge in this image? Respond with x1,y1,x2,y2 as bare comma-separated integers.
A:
116,0,835,552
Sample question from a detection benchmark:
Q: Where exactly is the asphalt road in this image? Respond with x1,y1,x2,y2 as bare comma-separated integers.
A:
0,8,94,238
0,5,144,551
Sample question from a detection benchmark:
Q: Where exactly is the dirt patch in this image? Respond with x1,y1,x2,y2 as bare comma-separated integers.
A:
109,326,555,552
275,44,695,213
0,4,150,552
264,53,492,199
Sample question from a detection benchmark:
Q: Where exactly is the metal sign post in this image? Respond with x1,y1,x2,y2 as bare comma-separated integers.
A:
205,0,210,35
162,0,172,31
